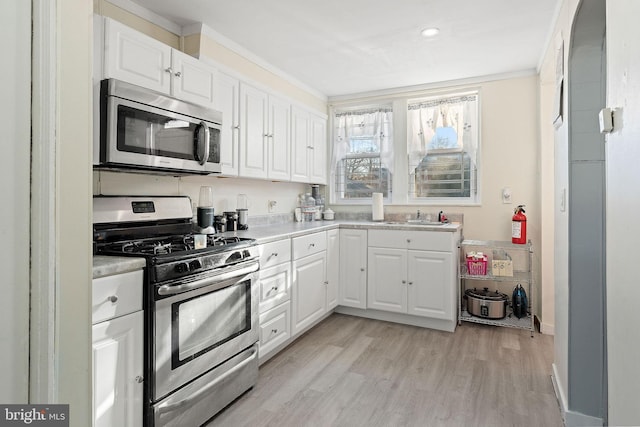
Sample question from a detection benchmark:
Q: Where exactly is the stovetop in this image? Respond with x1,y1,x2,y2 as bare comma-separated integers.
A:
97,234,252,256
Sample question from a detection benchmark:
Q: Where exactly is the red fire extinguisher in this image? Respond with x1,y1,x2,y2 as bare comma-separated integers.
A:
512,205,527,244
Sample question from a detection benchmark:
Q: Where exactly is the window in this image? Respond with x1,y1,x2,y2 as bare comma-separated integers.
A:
407,93,479,201
332,107,393,201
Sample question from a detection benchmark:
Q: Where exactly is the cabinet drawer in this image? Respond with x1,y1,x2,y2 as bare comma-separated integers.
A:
259,238,291,269
259,262,291,314
368,229,452,252
259,302,291,358
92,270,143,325
292,231,327,259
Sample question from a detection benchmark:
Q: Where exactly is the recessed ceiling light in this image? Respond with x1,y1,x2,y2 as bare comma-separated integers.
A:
421,27,440,38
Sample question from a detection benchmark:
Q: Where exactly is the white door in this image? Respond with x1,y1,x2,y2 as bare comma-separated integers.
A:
104,18,171,94
92,311,143,427
267,95,291,180
213,72,240,176
407,250,453,320
309,114,327,184
291,106,310,182
239,83,268,178
326,229,340,310
367,247,407,313
339,229,367,308
292,251,327,336
171,50,216,108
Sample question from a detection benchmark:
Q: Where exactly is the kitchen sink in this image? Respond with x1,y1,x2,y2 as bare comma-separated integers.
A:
384,220,448,226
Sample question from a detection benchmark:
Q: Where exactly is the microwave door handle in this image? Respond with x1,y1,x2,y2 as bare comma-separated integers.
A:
196,121,210,166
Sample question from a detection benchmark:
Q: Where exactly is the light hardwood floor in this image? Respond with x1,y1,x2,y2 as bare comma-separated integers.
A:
208,314,563,427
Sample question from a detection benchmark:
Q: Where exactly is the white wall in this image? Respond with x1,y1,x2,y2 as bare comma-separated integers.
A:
538,0,579,415
56,0,93,424
606,1,640,424
0,0,31,404
95,171,310,217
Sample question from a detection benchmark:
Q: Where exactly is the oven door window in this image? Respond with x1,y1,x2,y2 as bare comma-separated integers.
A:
171,279,251,369
117,104,221,162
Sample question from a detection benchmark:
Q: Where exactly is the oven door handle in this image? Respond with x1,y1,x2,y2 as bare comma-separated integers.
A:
157,262,259,296
156,345,257,415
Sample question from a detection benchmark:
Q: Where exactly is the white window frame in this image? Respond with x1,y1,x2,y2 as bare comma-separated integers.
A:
329,88,482,207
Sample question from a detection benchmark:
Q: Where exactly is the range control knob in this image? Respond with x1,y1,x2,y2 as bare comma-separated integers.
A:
174,262,189,274
189,260,202,270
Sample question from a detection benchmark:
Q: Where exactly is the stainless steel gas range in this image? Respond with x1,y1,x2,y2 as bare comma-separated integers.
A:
94,196,259,427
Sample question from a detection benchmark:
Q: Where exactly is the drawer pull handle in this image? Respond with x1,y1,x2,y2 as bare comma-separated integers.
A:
271,328,278,334
269,252,278,259
270,286,279,294
360,268,365,272
401,280,406,284
408,281,413,285
309,243,315,248
174,71,182,77
108,295,118,303
324,281,329,285
407,239,411,243
135,376,144,383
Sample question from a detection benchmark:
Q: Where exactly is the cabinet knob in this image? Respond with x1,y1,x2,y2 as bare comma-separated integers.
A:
108,295,118,303
402,280,406,284
174,71,182,77
407,239,411,243
408,281,413,285
233,125,240,130
309,243,315,248
324,281,329,285
360,268,365,272
165,67,173,74
135,376,144,383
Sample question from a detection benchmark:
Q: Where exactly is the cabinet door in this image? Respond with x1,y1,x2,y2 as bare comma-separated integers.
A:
339,229,368,309
214,72,240,175
267,95,291,180
292,251,327,336
171,50,216,108
407,250,454,320
239,83,268,179
290,106,310,182
326,229,340,310
92,311,143,427
367,247,407,313
308,114,327,184
104,18,171,94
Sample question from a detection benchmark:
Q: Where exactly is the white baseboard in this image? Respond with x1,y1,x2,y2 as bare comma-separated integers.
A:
540,321,555,335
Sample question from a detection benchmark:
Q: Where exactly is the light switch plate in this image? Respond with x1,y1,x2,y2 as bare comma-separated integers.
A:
502,187,512,204
599,108,613,133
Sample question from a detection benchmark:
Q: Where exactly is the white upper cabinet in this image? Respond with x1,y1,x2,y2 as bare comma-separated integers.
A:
291,106,328,184
214,71,241,176
171,50,216,108
103,18,215,108
267,94,292,181
239,83,291,180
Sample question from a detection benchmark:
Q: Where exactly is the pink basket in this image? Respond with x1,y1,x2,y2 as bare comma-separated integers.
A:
466,257,487,275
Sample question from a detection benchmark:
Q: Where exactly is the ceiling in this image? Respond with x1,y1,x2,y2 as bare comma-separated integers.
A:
129,0,560,98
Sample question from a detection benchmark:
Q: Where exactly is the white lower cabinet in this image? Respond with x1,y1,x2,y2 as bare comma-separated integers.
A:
339,229,368,308
291,231,329,336
326,229,339,310
366,230,457,322
92,270,144,427
257,238,292,362
259,301,291,360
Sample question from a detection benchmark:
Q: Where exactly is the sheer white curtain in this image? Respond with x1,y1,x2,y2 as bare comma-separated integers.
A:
332,107,394,176
407,94,478,167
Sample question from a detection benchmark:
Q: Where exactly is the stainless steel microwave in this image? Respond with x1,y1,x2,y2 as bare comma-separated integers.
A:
96,78,222,175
